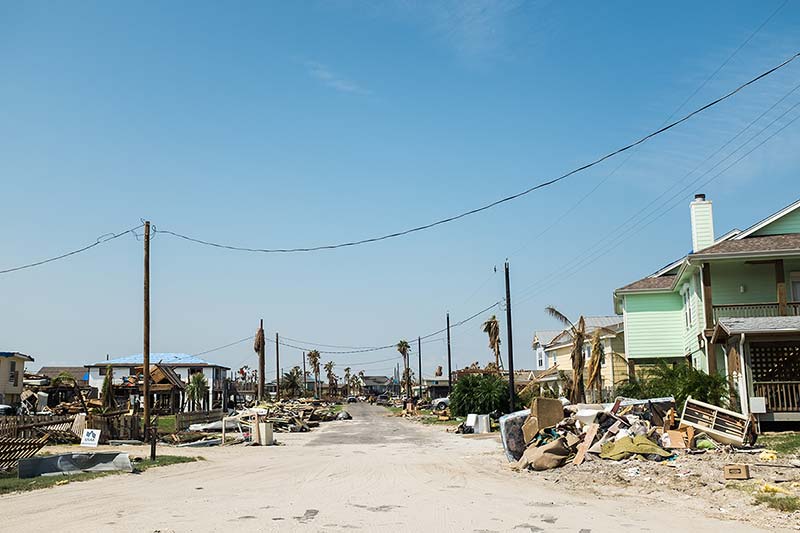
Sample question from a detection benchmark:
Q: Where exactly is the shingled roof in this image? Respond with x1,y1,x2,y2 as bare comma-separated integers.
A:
616,274,676,292
689,234,800,258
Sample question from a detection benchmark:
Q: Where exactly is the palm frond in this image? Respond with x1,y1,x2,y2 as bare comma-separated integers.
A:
545,306,574,329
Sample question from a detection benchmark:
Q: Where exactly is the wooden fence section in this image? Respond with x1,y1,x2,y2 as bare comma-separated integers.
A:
175,409,225,431
0,435,49,471
0,415,76,439
86,414,142,443
0,414,142,443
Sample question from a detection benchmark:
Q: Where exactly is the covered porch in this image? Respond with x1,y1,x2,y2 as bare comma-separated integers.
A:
712,317,800,423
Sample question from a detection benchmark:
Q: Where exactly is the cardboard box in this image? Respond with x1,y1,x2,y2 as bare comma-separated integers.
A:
723,463,751,480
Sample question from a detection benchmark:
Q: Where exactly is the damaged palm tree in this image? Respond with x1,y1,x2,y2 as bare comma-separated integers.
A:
586,331,605,402
481,315,502,373
343,367,352,397
401,367,414,398
307,350,321,399
396,340,411,398
545,306,615,404
254,321,266,401
324,361,337,398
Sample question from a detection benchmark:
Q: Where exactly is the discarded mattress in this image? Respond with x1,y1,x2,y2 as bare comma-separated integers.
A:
18,452,133,478
499,409,530,462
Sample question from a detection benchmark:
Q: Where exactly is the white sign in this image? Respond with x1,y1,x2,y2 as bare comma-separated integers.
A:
81,428,101,447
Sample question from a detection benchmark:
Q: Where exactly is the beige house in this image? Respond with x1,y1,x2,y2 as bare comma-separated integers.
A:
537,317,627,401
0,352,34,406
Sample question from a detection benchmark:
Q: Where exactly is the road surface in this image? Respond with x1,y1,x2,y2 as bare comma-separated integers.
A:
0,404,773,532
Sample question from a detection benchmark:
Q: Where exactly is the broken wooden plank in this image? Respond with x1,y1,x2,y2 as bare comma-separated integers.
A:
572,423,599,466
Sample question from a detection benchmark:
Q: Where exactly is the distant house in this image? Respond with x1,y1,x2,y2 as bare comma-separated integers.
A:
614,195,800,422
36,366,89,387
0,352,34,405
422,377,449,399
531,330,561,369
539,316,626,401
361,375,391,396
85,353,230,411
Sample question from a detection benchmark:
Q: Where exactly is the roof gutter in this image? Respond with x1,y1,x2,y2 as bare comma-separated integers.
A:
688,250,800,262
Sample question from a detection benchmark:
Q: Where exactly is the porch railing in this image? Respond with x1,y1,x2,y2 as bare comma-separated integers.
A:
713,302,800,321
753,381,800,413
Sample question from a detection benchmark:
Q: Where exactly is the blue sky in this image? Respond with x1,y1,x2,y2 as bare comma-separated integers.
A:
2,1,799,379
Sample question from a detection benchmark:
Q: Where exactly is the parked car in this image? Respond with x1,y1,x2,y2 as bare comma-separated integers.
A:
346,396,358,403
431,397,450,411
0,404,15,416
376,394,390,406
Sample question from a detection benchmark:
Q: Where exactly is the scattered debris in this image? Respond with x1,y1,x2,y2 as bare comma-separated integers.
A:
17,452,133,478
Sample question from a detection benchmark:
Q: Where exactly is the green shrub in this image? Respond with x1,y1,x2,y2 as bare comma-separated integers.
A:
614,361,728,411
450,374,518,416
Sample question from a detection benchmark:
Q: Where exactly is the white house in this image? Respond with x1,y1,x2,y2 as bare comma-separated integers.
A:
85,353,230,411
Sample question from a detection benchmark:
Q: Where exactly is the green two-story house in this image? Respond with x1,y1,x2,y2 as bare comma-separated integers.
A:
614,195,800,422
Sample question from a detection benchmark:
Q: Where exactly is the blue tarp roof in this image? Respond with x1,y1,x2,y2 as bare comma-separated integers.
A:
89,353,228,368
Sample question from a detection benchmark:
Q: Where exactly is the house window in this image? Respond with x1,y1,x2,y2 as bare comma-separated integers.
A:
8,361,16,384
791,272,800,301
99,366,107,376
189,368,203,376
683,290,691,329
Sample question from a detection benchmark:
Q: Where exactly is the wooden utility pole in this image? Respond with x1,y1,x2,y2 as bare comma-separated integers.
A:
143,220,151,436
275,332,280,401
302,351,307,396
257,319,265,401
504,261,515,412
417,336,422,400
446,312,453,396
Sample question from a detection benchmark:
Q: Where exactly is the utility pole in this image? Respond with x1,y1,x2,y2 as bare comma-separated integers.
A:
302,351,307,396
257,319,265,401
417,336,422,400
446,312,452,396
275,332,280,401
143,220,151,437
504,260,515,412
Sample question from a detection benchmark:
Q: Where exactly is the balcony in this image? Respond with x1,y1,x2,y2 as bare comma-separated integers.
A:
712,302,800,321
753,381,800,413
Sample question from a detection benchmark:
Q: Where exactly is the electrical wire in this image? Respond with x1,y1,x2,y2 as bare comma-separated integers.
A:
0,223,144,275
155,51,799,254
509,1,788,260
513,100,800,310
512,80,800,304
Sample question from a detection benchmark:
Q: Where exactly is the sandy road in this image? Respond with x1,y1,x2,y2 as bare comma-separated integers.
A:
0,404,773,532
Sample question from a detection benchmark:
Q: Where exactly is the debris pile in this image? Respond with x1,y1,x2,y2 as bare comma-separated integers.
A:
161,399,349,446
504,396,758,472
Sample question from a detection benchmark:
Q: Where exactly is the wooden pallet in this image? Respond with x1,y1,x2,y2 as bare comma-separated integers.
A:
0,435,50,471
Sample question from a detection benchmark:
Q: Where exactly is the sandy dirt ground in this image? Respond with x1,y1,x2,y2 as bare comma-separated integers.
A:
0,404,785,532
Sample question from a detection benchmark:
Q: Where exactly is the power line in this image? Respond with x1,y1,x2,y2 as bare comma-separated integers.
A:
155,51,799,255
512,79,800,304
192,335,254,357
0,223,144,275
508,2,787,260
514,98,800,310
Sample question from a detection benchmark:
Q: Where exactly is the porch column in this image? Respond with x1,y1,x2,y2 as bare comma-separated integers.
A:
702,263,714,329
776,259,788,315
702,263,718,374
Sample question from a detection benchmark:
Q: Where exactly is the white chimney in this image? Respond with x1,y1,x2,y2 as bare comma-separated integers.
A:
690,194,715,252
